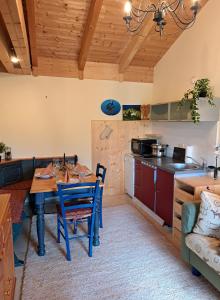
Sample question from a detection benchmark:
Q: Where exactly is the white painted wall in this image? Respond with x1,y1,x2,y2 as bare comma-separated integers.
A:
1,1,220,169
0,73,153,168
151,0,220,165
150,121,219,165
153,0,220,102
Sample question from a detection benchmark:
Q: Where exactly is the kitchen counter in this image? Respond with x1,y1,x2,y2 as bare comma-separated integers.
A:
132,154,205,175
175,175,220,187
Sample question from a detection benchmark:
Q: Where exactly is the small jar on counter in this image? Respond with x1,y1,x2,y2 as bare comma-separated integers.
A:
5,147,12,160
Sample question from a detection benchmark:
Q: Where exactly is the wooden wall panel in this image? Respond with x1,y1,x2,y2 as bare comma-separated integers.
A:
91,120,150,197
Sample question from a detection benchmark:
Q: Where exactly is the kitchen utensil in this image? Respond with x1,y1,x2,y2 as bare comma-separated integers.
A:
152,144,168,157
173,147,186,162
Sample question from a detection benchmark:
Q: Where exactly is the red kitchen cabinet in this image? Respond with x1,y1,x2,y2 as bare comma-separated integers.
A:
134,160,155,211
155,169,174,226
142,163,155,211
134,160,143,201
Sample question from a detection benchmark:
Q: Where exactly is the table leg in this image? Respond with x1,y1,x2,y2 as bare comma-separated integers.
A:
93,190,100,246
35,193,45,256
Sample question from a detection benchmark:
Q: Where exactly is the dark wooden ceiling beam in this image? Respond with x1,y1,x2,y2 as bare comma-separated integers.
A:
78,0,103,72
119,17,154,73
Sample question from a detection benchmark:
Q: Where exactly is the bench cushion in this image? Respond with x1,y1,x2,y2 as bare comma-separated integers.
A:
1,179,32,191
0,189,27,223
186,233,220,275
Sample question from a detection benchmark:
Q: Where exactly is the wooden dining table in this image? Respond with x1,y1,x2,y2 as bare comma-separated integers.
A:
30,167,101,256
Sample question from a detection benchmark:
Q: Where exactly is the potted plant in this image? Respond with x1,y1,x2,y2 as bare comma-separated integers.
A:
0,142,6,162
179,78,215,123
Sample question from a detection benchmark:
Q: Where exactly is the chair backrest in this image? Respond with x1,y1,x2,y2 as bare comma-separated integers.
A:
57,181,100,216
96,163,107,183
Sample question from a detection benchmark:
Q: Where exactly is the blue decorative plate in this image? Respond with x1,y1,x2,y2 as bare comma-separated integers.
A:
101,99,121,116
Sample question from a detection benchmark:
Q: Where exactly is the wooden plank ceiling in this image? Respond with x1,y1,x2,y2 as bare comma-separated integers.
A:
0,0,209,83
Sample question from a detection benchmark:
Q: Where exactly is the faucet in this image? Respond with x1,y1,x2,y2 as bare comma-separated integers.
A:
208,155,220,180
186,156,207,169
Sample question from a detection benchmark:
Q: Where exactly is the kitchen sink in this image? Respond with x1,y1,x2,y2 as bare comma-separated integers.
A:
168,163,201,171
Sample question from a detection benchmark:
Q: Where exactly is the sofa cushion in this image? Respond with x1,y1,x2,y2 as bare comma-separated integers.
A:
193,191,220,239
186,233,220,275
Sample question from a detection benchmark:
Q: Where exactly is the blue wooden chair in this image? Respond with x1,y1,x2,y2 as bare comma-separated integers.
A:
57,180,100,261
96,163,107,228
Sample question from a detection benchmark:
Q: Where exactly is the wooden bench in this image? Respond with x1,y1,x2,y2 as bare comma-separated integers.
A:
2,179,32,191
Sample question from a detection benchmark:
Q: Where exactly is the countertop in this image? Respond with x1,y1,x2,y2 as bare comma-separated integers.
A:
175,175,220,187
132,154,205,175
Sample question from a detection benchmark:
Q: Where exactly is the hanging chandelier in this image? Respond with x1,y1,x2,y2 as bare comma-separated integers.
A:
123,0,200,36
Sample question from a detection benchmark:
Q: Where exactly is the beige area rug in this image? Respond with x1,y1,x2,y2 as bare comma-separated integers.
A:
22,205,220,300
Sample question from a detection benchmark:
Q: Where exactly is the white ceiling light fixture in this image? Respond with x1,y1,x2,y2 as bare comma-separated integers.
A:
10,56,20,64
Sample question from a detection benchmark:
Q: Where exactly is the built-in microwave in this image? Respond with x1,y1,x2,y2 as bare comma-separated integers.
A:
131,138,157,156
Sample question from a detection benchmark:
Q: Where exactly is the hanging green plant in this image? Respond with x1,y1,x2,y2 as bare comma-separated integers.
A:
179,78,215,123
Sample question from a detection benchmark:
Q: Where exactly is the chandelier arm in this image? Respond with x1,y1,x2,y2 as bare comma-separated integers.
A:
130,15,147,25
130,10,150,26
170,9,197,26
131,3,157,14
160,0,182,12
131,8,148,20
125,21,145,33
175,3,197,22
169,10,196,29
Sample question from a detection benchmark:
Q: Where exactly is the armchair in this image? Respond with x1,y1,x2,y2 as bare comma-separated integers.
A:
181,202,220,292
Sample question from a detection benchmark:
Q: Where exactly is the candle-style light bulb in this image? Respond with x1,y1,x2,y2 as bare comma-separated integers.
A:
191,0,200,14
124,1,132,15
192,0,200,7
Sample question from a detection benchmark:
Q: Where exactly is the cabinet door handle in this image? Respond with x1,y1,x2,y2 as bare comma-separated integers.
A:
4,291,10,296
8,277,12,283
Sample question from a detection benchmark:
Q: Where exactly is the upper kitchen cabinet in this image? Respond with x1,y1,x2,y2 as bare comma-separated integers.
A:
150,103,169,121
174,98,220,122
151,99,220,122
197,98,220,121
170,101,191,121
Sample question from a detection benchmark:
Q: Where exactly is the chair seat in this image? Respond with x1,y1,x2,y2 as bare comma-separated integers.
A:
1,179,33,191
0,189,27,223
56,203,92,221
